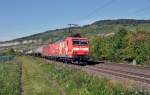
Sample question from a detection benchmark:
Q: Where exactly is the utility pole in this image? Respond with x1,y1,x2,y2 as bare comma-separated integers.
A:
68,24,78,33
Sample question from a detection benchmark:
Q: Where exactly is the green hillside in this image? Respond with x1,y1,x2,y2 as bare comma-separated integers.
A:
11,19,150,43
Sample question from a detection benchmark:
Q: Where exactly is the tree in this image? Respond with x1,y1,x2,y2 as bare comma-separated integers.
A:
123,30,150,64
110,28,128,61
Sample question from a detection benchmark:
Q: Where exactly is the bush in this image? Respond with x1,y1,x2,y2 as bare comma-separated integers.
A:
90,28,150,65
123,30,150,64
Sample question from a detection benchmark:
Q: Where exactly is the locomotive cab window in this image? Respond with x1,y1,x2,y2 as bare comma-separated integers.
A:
72,39,80,45
72,39,88,45
80,40,88,45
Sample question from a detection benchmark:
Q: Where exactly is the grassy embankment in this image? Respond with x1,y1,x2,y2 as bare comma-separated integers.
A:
18,56,149,95
18,56,59,95
0,63,20,95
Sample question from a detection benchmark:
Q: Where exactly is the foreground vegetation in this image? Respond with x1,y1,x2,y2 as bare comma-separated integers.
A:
1,56,148,95
18,56,59,95
18,56,149,95
0,63,20,95
40,61,149,95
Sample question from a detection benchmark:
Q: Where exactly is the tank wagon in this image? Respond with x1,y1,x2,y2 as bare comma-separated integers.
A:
41,37,89,64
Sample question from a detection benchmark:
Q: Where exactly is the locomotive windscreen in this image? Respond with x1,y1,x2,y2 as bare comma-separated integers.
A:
72,39,88,45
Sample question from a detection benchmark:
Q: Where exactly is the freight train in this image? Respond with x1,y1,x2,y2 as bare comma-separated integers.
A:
30,36,90,64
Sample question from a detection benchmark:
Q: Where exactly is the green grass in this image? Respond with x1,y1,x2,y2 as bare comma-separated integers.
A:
18,56,59,95
1,56,149,95
17,56,149,95
40,62,148,95
25,56,149,95
0,63,20,95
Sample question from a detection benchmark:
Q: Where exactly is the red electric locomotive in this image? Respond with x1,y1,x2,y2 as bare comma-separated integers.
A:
42,37,89,64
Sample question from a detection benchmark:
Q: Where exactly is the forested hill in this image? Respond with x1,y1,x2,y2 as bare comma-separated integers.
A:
10,19,150,44
92,19,150,25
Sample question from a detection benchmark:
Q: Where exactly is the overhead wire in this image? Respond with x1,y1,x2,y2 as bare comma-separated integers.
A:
84,0,115,19
78,0,118,25
77,0,150,25
133,5,150,14
126,3,150,20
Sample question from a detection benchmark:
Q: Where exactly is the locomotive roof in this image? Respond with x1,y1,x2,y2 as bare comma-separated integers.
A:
47,37,88,45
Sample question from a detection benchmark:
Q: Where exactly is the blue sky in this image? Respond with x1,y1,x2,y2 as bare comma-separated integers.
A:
0,0,150,41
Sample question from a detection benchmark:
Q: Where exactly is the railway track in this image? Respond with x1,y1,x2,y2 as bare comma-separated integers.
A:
85,65,150,84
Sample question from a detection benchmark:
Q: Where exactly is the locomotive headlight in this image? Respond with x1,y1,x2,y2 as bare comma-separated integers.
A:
81,48,89,51
73,48,89,51
73,48,80,51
